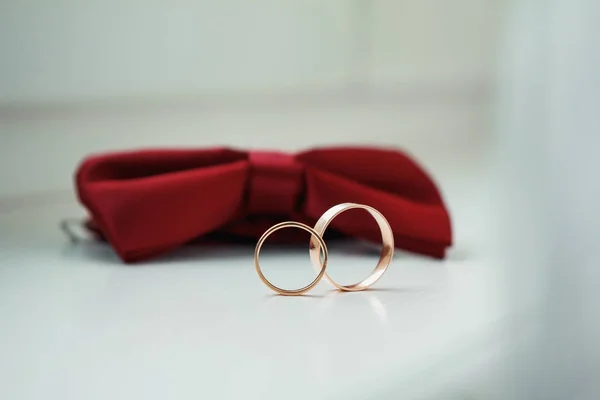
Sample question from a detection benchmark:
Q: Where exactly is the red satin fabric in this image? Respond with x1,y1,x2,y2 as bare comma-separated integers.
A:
75,146,452,263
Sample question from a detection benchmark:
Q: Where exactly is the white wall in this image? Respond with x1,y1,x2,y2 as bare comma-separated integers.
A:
1,0,356,103
0,0,505,198
0,0,504,103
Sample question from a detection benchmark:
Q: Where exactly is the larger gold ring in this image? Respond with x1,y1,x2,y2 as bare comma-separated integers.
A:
255,221,329,296
309,203,394,291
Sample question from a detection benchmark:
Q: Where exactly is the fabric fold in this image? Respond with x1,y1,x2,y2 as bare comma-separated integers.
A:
74,146,453,262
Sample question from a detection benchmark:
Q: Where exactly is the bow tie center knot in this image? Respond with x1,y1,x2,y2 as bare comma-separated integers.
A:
247,151,304,215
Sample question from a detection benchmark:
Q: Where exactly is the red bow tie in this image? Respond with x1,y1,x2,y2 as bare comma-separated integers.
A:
75,146,452,263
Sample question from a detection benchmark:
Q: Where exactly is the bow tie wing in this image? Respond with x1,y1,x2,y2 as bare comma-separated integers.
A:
75,148,249,262
297,147,453,258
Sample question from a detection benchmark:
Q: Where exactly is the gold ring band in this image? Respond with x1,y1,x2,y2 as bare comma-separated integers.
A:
309,203,394,291
254,221,329,296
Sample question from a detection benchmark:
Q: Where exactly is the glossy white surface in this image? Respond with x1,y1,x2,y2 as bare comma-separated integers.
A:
0,164,540,400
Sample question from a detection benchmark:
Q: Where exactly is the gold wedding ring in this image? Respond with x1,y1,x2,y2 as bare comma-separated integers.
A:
254,203,394,294
309,203,394,291
254,221,329,296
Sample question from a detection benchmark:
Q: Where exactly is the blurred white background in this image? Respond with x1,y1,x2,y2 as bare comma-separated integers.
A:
0,0,506,198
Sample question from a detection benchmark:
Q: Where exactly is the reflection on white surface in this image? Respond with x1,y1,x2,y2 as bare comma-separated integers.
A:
0,143,540,400
0,160,525,400
362,292,388,325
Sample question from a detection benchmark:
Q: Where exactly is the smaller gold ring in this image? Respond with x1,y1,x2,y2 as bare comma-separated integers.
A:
309,203,394,291
255,221,329,296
